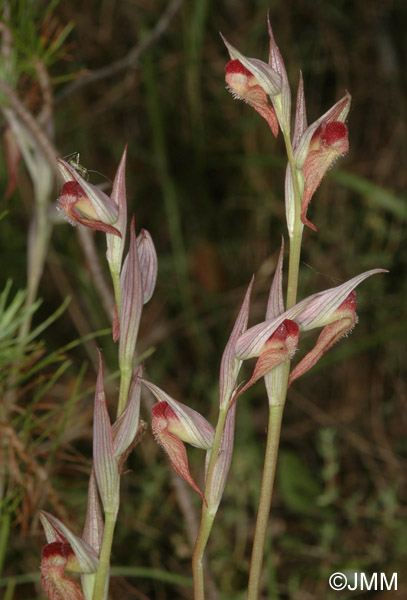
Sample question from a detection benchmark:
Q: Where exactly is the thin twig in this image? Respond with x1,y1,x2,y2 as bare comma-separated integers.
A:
35,58,55,137
0,79,59,176
55,0,184,102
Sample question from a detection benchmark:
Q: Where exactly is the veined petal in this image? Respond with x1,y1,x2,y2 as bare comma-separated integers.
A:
82,470,103,556
295,269,387,331
266,239,285,320
292,72,307,152
106,145,128,270
112,366,142,458
206,402,236,512
137,229,158,304
93,351,120,517
289,292,357,385
118,217,143,366
267,14,291,133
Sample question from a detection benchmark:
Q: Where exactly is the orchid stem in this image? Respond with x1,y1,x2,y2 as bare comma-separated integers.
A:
192,406,228,600
92,512,116,600
247,401,286,600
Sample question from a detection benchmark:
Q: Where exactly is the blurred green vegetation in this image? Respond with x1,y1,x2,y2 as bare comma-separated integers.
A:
1,0,406,598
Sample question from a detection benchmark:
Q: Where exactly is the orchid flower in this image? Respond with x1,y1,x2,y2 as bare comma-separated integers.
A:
57,159,121,237
287,86,351,232
222,19,291,136
39,510,98,600
144,379,215,504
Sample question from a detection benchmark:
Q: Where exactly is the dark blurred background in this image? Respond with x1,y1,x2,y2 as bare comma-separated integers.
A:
1,0,406,598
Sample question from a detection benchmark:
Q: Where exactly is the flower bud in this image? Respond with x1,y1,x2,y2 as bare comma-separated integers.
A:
137,229,158,304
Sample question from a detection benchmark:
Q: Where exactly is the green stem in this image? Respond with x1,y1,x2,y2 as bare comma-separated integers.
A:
192,407,228,600
247,400,286,600
92,512,116,600
110,267,122,320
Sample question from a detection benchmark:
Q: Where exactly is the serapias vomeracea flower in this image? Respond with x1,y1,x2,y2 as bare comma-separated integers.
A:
41,542,84,600
222,28,288,136
235,269,386,388
225,59,280,137
290,87,351,232
144,379,215,504
234,319,299,402
39,510,98,600
57,158,121,237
